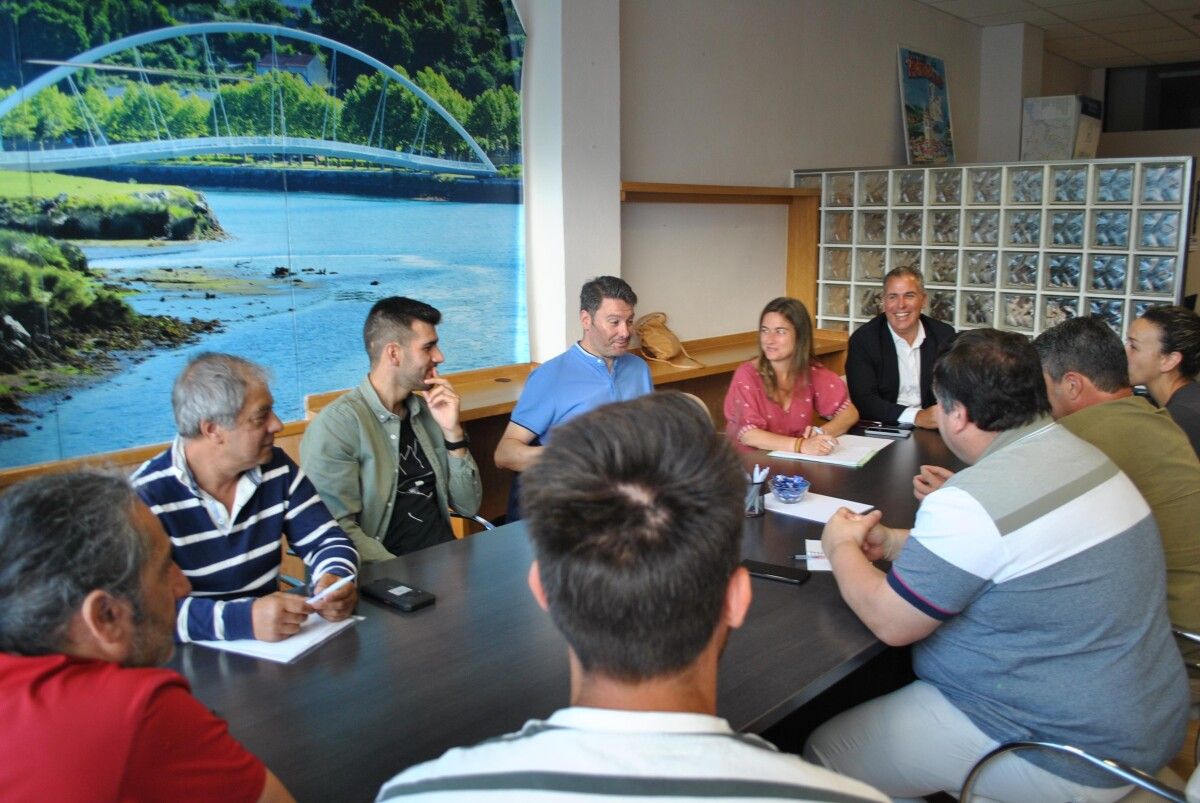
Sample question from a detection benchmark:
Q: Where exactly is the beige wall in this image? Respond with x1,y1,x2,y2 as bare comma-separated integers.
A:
514,0,623,360
618,0,984,339
1040,52,1100,98
516,0,1195,354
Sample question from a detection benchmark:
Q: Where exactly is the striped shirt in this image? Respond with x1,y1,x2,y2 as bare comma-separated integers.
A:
376,707,888,802
888,418,1188,784
133,438,358,642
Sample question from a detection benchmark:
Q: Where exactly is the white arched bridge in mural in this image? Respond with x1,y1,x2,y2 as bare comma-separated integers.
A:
0,22,498,177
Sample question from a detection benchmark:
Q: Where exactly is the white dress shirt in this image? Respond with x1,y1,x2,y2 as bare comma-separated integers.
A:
890,321,926,425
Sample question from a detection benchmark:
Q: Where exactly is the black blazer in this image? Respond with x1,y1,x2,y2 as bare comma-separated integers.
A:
845,314,957,424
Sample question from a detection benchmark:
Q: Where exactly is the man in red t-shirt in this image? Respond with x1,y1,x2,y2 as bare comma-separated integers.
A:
0,471,294,803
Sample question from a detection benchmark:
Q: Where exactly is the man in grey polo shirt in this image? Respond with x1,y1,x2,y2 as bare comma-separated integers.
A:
301,297,482,563
807,329,1187,802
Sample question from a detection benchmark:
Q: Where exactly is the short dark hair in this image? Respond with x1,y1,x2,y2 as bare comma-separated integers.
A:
580,276,637,317
1033,316,1130,393
932,328,1050,432
521,391,744,682
1141,305,1200,378
363,297,441,364
883,265,925,292
0,472,147,655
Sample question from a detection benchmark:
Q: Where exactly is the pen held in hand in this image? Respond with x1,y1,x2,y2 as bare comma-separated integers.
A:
306,574,356,605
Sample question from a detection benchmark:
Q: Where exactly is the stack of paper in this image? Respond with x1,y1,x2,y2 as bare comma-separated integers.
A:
801,539,833,572
192,613,360,664
767,433,893,467
764,491,872,523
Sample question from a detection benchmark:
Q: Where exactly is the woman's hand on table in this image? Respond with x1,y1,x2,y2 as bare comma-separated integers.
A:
798,426,837,455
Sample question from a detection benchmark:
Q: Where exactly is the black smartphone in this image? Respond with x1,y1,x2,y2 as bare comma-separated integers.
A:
362,578,436,612
741,559,810,586
864,426,912,439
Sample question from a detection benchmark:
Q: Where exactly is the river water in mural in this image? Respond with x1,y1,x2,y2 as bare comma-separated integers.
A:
0,190,526,467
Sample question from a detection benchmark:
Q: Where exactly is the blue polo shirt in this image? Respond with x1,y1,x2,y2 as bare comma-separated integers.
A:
512,343,653,441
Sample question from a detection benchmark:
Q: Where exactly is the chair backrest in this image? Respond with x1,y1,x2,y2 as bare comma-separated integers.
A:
960,741,1186,803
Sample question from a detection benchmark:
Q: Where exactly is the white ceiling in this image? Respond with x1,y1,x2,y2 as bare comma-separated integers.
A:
912,0,1200,67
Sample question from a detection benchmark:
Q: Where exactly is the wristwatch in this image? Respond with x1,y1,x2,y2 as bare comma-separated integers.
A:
443,433,470,451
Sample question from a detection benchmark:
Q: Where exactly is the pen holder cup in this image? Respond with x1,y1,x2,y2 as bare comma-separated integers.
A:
744,481,766,517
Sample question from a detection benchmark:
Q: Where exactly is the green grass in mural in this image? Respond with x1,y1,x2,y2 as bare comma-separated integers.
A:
0,171,199,204
0,171,220,240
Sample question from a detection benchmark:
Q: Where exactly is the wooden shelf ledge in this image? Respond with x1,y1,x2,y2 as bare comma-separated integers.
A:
640,330,848,383
621,182,820,205
0,332,848,490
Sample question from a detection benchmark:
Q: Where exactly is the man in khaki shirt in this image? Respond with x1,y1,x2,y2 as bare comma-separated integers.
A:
301,297,482,563
1034,316,1200,631
919,316,1200,630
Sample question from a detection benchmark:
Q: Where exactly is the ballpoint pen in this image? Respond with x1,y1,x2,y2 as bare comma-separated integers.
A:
306,574,357,605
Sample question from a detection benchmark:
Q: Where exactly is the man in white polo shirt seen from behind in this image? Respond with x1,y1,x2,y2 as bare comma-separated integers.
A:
377,392,887,803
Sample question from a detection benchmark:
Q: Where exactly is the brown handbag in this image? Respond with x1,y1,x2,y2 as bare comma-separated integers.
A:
633,312,703,369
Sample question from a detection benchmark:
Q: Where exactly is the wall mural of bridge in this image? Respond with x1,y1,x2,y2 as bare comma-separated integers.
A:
0,3,525,468
0,22,497,176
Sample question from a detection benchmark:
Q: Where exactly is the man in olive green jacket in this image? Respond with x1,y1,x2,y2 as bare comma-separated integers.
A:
301,298,482,563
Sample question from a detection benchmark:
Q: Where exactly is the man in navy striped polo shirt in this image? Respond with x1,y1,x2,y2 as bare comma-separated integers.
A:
134,353,358,643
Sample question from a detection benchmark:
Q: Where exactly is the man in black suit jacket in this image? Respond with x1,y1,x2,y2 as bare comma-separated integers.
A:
846,267,956,428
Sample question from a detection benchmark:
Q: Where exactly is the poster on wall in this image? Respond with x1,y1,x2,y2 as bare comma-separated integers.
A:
898,47,955,165
0,1,526,469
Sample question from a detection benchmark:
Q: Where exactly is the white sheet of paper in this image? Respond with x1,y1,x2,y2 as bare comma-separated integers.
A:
803,539,832,572
767,433,893,468
192,613,360,664
764,490,872,523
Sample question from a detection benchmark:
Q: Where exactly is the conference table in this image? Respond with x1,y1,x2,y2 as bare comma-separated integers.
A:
167,428,964,802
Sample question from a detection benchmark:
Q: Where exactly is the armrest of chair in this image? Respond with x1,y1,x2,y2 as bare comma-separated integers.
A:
1175,629,1200,674
450,505,496,531
1175,629,1200,647
959,741,1186,803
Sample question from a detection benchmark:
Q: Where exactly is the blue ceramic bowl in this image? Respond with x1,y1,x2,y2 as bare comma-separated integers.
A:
770,474,810,504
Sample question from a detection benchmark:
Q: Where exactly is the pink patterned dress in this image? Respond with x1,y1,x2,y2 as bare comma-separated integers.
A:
723,360,850,443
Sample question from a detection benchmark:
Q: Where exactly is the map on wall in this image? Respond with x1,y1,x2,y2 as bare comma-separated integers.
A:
898,47,955,165
1021,95,1103,160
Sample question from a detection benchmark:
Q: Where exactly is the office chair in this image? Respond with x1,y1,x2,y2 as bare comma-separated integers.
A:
1175,628,1200,765
450,505,496,531
279,507,495,593
959,741,1191,803
280,508,496,590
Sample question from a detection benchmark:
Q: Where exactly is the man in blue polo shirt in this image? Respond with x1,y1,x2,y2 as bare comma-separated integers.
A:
495,276,653,517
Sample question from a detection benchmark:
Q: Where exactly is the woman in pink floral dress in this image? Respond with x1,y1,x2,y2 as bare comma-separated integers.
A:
723,297,859,455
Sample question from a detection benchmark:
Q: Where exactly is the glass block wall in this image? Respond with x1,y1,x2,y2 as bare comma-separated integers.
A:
794,158,1195,337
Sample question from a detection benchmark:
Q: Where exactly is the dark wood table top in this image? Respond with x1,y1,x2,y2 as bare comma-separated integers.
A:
167,428,964,803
